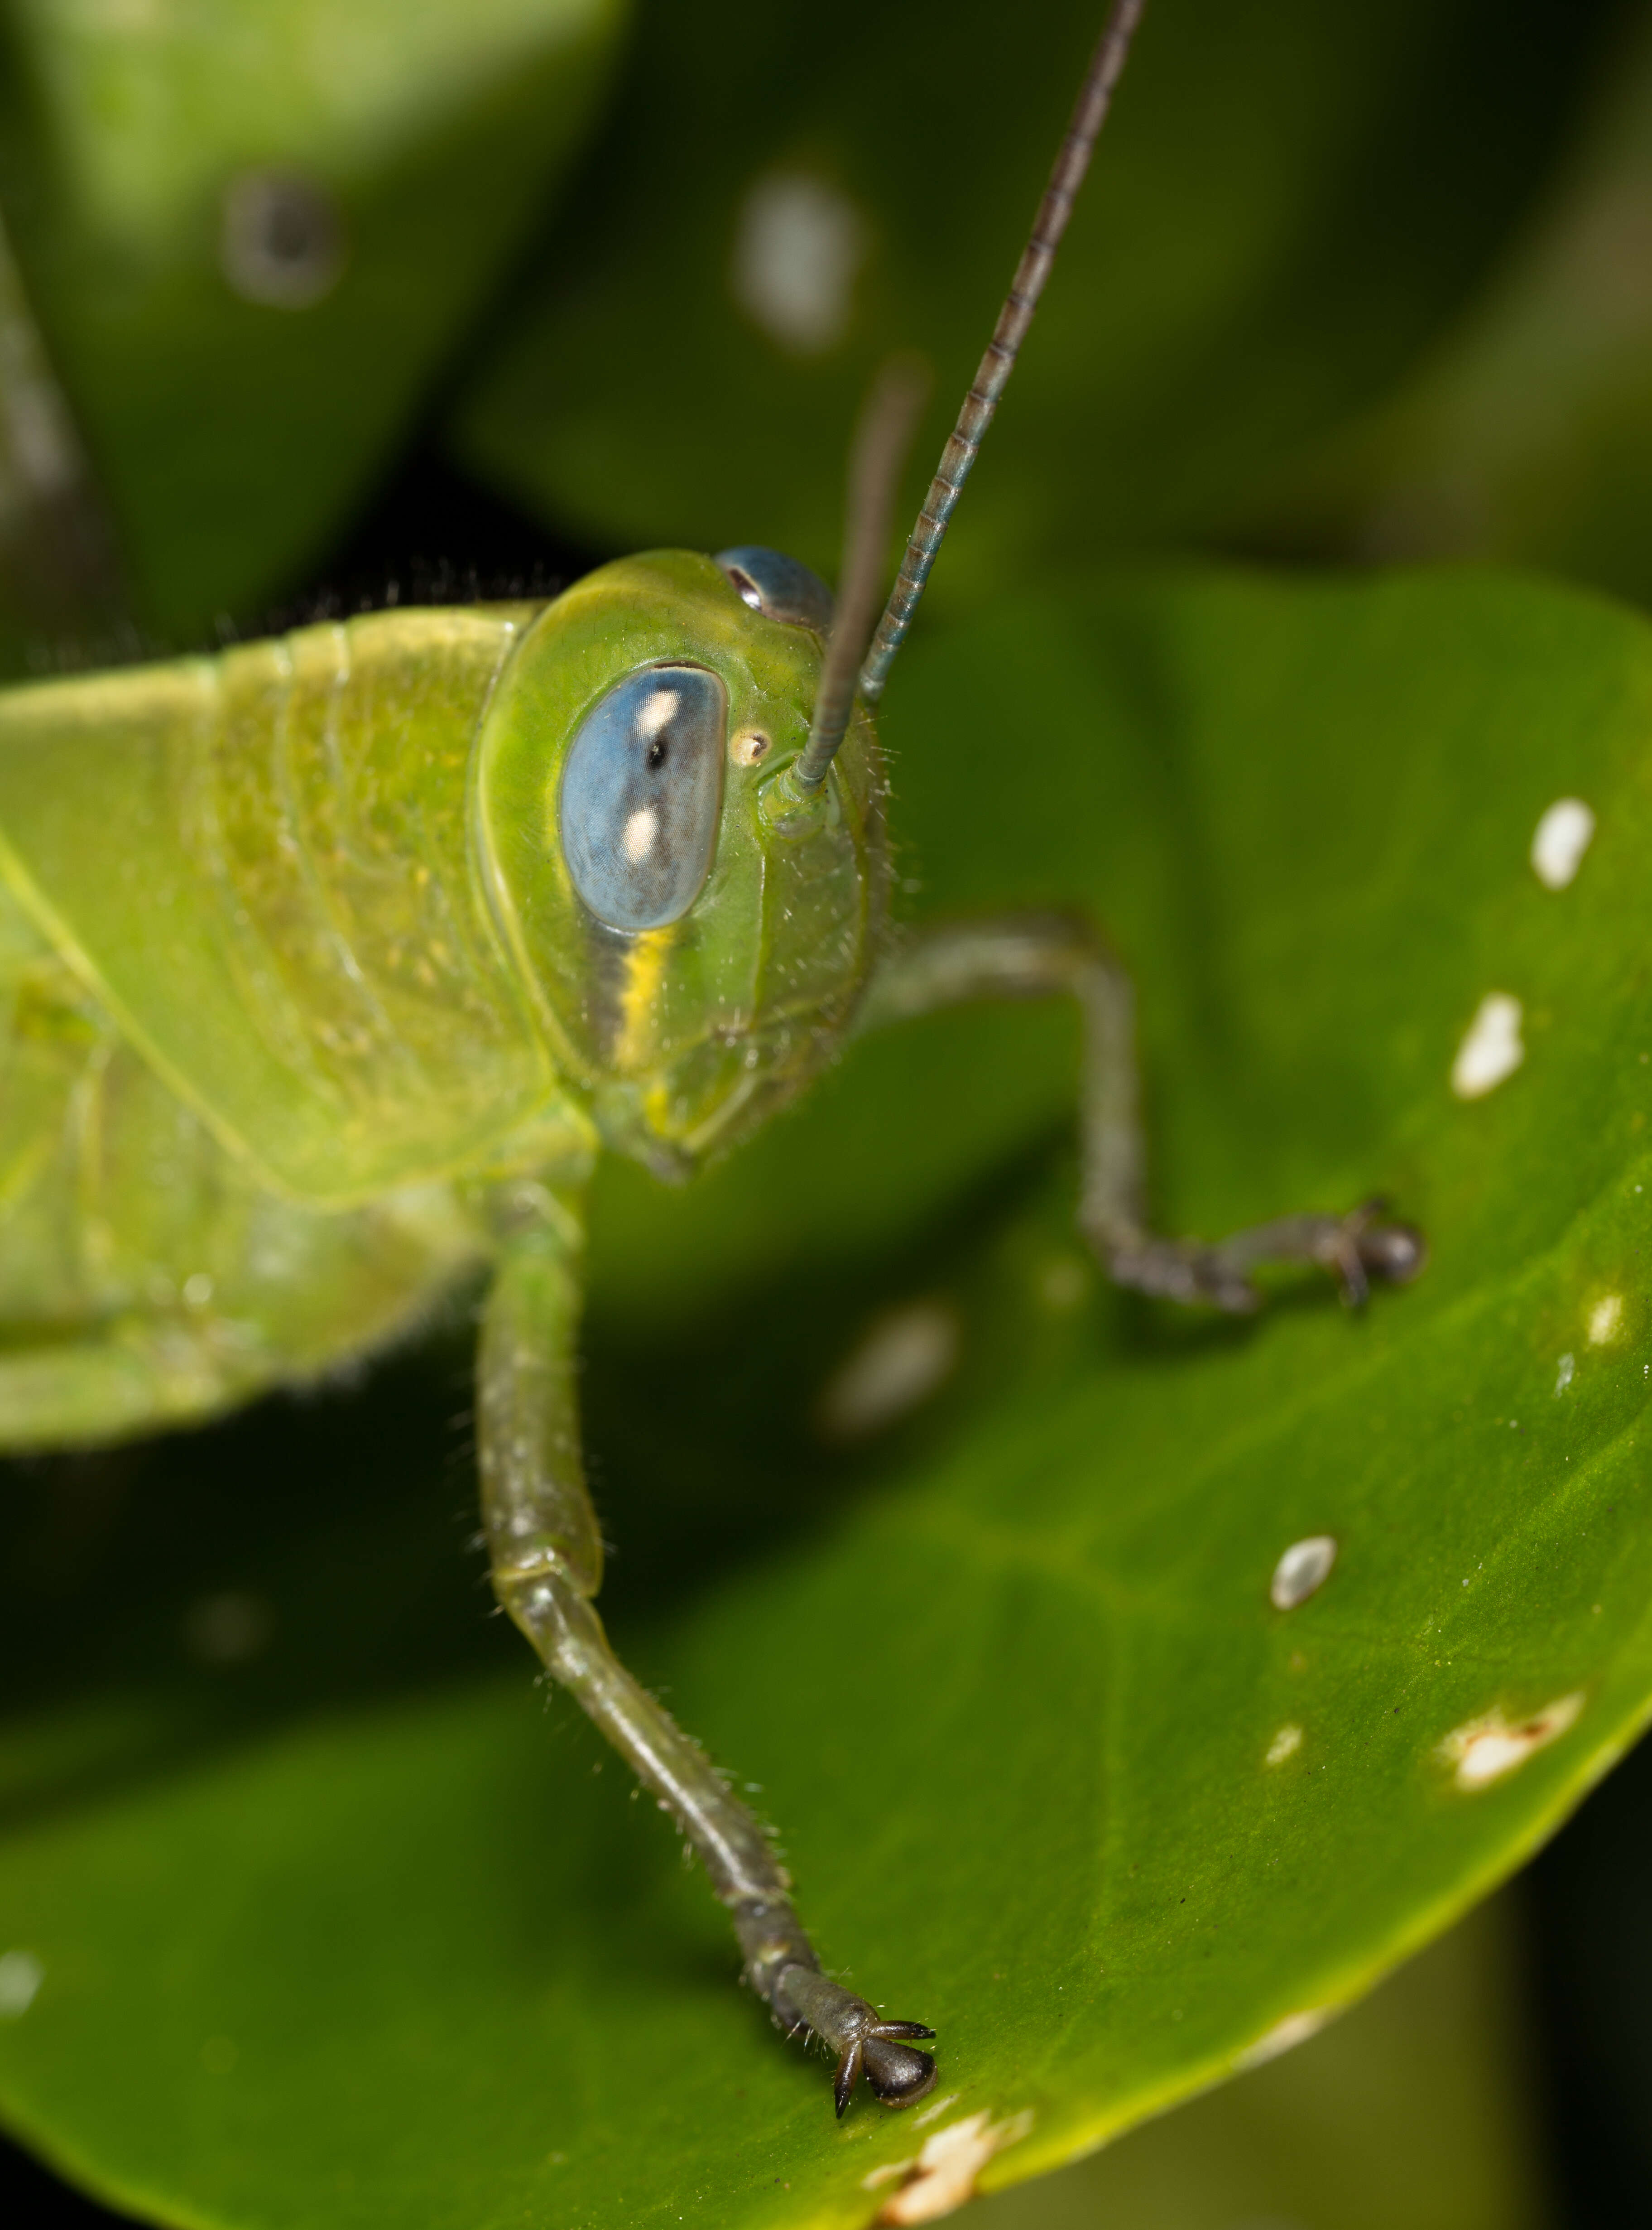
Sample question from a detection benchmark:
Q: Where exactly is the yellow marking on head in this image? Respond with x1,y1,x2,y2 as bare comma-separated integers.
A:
614,927,673,1071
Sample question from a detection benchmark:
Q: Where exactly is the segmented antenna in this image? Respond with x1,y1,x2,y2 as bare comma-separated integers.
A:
860,0,1144,708
793,354,931,791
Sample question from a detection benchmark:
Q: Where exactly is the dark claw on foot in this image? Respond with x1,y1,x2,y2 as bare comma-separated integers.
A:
831,2028,937,2116
1332,1199,1429,1309
1353,1217,1427,1289
862,2027,938,2110
772,1963,938,2116
832,2038,863,2118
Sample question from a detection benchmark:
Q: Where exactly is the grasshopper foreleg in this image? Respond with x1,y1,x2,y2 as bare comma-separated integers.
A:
476,1181,936,2115
855,915,1424,1312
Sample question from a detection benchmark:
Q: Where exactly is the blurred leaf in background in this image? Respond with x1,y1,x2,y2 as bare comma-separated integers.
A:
1248,5,1652,616
0,0,629,643
1529,1727,1652,2220
0,206,120,659
448,0,1616,606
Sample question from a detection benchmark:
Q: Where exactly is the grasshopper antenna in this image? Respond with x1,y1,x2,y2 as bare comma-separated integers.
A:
791,353,931,791
860,0,1144,705
787,0,1143,794
857,0,1143,722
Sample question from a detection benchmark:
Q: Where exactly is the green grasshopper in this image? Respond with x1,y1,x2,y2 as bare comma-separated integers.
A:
0,0,1420,2119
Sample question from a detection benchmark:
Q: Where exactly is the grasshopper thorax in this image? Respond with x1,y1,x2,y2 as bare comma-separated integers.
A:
475,549,888,1180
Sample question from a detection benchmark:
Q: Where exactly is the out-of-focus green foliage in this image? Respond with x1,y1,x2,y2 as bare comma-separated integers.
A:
0,0,628,638
1,570,1649,2227
449,0,1613,603
1531,1724,1652,2201
1250,7,1652,611
0,208,119,656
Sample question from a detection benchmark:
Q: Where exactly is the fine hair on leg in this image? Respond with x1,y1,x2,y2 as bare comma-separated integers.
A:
476,1181,936,2115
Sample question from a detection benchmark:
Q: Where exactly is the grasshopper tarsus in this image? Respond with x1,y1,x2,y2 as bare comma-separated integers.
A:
772,1965,938,2115
1106,1236,1264,1315
1106,1201,1428,1317
1346,1204,1429,1296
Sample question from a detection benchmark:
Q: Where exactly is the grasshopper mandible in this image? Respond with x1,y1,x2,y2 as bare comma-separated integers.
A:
0,0,1421,2118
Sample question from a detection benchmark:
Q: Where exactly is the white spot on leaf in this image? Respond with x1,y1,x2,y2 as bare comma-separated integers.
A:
0,1951,42,2018
1439,1692,1585,1790
1265,1723,1303,1766
1555,1352,1575,1394
1452,993,1524,1099
731,171,864,354
864,2109,1035,2223
1589,1294,1624,1346
1270,1534,1337,1611
1233,2006,1331,2070
1531,798,1595,890
817,1301,960,1442
621,808,658,863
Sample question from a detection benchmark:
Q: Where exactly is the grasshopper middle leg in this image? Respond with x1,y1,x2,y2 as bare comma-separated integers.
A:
855,914,1424,1311
476,1180,936,2116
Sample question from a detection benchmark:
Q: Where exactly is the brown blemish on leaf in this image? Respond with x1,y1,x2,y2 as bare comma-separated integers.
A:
1438,1692,1584,1790
863,2109,1034,2224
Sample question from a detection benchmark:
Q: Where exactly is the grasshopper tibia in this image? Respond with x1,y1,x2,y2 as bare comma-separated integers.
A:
479,1197,937,2116
855,916,1428,1317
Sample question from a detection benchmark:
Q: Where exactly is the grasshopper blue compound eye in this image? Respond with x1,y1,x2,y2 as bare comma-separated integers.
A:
714,545,834,633
559,664,727,931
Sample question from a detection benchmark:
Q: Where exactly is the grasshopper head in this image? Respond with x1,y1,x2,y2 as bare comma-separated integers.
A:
475,547,888,1177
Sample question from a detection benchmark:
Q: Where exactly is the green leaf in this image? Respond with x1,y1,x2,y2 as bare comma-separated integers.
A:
448,0,1610,600
3,567,1652,2228
0,0,629,636
1249,8,1652,612
975,1898,1546,2230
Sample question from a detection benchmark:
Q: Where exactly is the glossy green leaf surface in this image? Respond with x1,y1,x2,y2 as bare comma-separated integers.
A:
0,0,627,636
3,568,1652,2229
977,1898,1546,2230
450,0,1610,602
